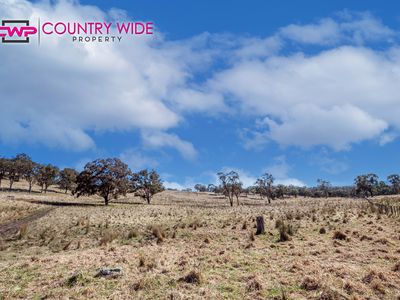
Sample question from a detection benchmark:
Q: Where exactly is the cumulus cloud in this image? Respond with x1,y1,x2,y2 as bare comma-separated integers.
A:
217,161,305,187
211,46,399,150
310,149,349,175
119,148,158,170
264,156,305,186
279,12,395,45
141,131,197,160
0,0,222,154
1,1,400,157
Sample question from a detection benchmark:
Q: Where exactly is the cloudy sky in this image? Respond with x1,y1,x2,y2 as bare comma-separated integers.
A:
1,0,400,189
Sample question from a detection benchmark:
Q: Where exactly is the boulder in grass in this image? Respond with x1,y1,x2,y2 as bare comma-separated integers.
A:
95,267,123,278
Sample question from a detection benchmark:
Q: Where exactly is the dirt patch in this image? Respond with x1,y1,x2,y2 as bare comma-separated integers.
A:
0,207,54,238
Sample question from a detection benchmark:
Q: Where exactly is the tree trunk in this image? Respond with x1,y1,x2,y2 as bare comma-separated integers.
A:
28,182,32,193
256,216,265,235
104,196,109,206
9,180,13,191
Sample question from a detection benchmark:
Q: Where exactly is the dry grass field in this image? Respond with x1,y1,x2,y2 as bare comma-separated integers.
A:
0,180,400,299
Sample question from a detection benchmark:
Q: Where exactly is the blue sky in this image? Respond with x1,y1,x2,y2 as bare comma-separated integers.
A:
2,0,400,189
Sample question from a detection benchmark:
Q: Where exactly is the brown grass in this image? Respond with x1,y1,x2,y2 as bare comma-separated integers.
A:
1,183,400,299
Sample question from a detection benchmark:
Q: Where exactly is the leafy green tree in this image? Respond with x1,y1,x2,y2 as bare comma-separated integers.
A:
0,157,8,189
194,184,207,192
75,158,130,205
24,162,39,193
354,174,379,197
255,173,274,203
36,164,60,193
131,169,164,204
317,179,331,198
217,171,242,206
59,168,78,194
388,174,400,194
207,184,217,193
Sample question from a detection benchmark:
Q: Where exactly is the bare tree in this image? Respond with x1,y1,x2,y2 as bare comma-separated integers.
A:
217,171,242,206
59,168,78,194
36,164,59,193
75,158,130,205
131,169,164,204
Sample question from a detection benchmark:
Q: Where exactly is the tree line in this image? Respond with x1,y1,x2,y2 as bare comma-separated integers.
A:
0,154,164,205
192,171,400,206
2,153,399,208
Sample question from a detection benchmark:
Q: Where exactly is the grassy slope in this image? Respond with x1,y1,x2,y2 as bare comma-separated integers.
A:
0,180,399,299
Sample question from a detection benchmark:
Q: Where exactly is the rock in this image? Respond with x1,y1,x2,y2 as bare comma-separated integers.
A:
95,267,123,278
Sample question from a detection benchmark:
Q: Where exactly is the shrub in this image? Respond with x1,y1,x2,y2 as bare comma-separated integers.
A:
179,270,203,284
300,276,320,291
246,275,262,292
393,262,400,272
277,221,294,242
17,224,28,240
66,272,85,287
319,227,326,234
127,228,139,239
332,231,347,240
99,230,117,246
151,225,165,243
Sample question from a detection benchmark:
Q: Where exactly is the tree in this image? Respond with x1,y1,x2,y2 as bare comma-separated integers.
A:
388,174,400,194
5,158,18,191
207,184,217,193
275,184,286,199
255,173,274,203
59,168,78,194
317,179,331,198
10,154,35,191
24,162,39,193
131,169,164,204
0,157,7,189
354,174,379,198
217,171,242,206
36,164,59,193
75,158,130,205
194,184,207,192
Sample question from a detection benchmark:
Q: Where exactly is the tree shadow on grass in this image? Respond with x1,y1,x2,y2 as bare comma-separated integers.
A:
26,199,103,207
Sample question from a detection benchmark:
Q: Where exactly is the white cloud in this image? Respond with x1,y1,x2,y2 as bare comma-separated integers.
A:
310,150,349,175
1,2,400,157
119,149,158,170
141,131,197,160
279,12,394,45
0,0,221,155
264,156,306,186
210,46,399,149
379,132,398,146
163,181,186,190
217,161,305,188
